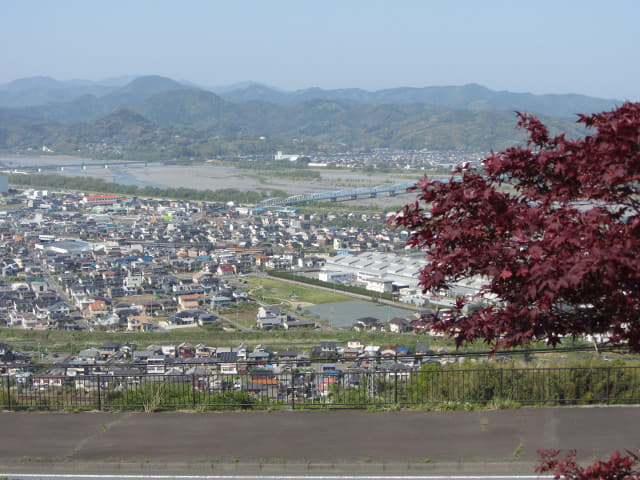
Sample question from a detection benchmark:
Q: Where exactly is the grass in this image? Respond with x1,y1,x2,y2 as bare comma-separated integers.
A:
512,442,524,460
247,276,354,305
223,309,260,329
0,325,449,354
113,294,161,304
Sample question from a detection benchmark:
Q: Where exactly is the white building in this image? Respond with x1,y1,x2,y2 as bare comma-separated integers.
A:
256,305,287,329
363,277,393,294
274,151,300,162
321,251,424,290
318,271,351,283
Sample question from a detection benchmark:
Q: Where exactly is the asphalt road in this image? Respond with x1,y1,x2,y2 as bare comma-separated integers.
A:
0,407,638,476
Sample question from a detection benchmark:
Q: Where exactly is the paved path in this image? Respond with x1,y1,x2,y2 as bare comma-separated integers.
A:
0,407,638,476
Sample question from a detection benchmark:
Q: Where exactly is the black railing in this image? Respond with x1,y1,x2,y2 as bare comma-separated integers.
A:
2,365,639,411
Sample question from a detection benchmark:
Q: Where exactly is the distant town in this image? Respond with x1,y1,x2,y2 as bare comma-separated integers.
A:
0,180,466,332
0,149,624,394
0,152,502,374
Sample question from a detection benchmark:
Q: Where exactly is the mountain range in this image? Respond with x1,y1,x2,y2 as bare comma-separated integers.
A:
0,75,623,159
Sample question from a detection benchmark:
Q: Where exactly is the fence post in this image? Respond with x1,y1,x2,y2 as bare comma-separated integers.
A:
394,370,398,405
606,367,610,405
97,376,102,411
290,370,295,410
6,375,11,411
191,374,196,409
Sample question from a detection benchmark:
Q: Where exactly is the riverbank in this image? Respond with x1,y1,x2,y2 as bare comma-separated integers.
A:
1,156,421,207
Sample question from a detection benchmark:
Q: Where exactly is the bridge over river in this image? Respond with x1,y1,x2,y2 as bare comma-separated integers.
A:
4,160,148,173
260,182,417,207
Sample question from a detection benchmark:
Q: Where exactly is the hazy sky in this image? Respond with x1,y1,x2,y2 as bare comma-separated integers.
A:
3,0,639,100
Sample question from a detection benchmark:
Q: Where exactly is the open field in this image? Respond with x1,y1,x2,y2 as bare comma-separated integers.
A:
6,324,638,367
246,276,355,306
0,326,450,355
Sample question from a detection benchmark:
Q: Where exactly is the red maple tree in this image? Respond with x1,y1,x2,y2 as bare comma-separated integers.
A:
537,449,640,480
390,102,640,353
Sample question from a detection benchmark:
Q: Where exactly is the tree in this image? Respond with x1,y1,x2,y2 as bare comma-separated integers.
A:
537,449,640,480
390,102,640,353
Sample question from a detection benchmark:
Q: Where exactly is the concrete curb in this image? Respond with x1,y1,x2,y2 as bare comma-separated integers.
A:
0,459,542,476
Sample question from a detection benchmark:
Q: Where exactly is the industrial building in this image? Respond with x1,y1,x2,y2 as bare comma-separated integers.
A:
321,251,425,291
321,251,488,304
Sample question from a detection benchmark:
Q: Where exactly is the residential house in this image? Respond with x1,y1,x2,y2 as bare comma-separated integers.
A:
256,305,287,329
217,264,236,276
178,342,195,358
210,296,232,309
388,317,412,333
195,344,215,358
99,341,120,359
353,317,382,332
83,300,109,319
415,342,432,357
127,314,152,332
277,350,298,362
177,293,204,311
380,345,398,358
283,317,314,329
343,338,364,359
32,373,66,390
320,341,338,354
197,312,219,327
146,356,166,375
218,351,238,374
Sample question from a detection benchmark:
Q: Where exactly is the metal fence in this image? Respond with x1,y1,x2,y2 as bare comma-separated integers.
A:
2,365,640,411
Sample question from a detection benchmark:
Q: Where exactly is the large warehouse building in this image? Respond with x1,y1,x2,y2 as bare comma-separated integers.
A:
320,251,425,290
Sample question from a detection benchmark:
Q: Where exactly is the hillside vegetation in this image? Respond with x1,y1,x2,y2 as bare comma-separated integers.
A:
0,75,608,159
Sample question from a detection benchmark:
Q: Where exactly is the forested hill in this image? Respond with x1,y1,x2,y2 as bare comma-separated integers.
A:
0,75,618,159
219,83,620,119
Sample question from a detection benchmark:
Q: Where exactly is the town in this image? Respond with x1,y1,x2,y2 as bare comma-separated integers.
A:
0,174,636,410
0,179,452,355
0,179,499,408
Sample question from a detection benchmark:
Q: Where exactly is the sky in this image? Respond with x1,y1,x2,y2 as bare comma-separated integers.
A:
2,0,639,100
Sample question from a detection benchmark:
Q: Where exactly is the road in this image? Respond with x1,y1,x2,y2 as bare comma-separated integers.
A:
0,407,637,478
0,475,554,480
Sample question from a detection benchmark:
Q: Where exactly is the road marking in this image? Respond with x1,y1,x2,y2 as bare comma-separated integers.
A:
0,475,553,480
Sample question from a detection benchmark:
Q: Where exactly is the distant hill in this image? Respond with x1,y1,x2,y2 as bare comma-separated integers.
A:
216,83,292,105
136,89,237,128
218,83,621,118
0,75,188,111
1,76,70,91
75,108,156,140
102,75,186,106
0,74,615,159
0,76,114,108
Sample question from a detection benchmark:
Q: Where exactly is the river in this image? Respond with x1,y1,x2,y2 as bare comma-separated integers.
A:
0,156,421,206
